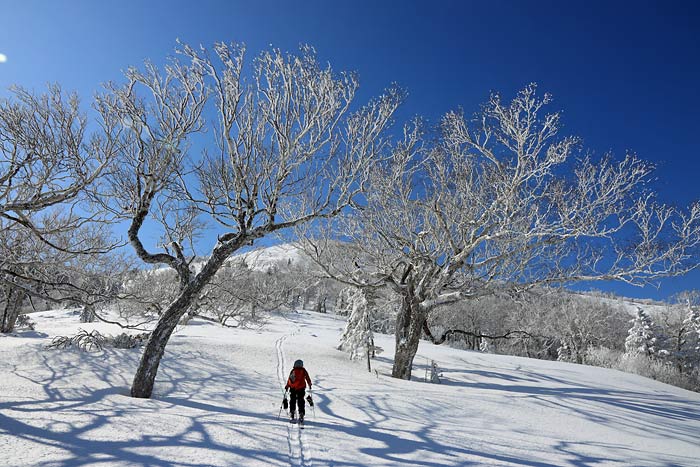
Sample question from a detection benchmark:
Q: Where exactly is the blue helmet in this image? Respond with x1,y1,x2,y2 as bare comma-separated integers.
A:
293,359,304,368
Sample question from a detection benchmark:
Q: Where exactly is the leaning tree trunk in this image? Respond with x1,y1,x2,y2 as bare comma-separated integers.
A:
130,247,235,399
391,291,429,380
130,290,195,398
1,286,25,334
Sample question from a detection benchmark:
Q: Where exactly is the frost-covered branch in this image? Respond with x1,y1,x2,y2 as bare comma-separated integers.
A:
310,84,700,380
97,41,402,398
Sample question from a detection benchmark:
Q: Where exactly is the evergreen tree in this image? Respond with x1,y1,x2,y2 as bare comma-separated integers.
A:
625,307,658,357
557,341,574,362
479,338,494,354
335,287,355,316
680,306,700,370
337,288,374,366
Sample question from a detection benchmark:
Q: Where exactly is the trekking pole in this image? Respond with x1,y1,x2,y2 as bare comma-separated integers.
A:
309,387,316,419
277,389,288,419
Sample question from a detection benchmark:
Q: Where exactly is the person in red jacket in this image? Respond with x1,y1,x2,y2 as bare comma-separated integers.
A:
285,359,312,422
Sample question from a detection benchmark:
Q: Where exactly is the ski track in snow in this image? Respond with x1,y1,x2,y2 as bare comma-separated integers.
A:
276,331,312,467
299,423,313,467
275,335,288,392
4,308,699,466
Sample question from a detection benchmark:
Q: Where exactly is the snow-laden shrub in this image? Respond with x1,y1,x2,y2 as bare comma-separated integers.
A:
15,314,36,331
428,360,442,384
619,353,697,389
479,338,495,353
47,329,106,351
584,345,699,391
557,342,574,362
110,332,150,349
583,346,621,369
46,329,149,352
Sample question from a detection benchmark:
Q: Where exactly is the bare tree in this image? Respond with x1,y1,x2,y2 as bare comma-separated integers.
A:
537,292,629,363
0,86,120,332
304,84,700,380
116,267,180,324
98,42,402,398
191,258,299,327
1,215,127,331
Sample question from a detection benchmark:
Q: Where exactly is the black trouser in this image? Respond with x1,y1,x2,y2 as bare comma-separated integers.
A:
289,389,306,418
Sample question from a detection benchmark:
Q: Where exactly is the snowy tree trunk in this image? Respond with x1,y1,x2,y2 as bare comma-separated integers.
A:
130,298,188,398
314,296,327,314
366,345,372,372
80,304,97,323
391,291,428,380
674,326,685,373
1,287,25,334
131,247,232,398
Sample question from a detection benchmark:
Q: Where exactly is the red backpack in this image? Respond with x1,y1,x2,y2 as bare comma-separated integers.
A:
287,367,310,390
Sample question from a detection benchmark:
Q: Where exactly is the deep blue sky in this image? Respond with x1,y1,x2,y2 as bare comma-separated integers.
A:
1,0,698,300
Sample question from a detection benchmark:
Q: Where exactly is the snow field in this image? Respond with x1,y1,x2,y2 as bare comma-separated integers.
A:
1,309,699,466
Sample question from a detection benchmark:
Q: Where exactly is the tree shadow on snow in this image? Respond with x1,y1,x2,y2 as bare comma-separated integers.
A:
0,345,293,466
4,339,698,467
434,358,700,455
308,390,566,467
322,354,699,466
1,329,49,339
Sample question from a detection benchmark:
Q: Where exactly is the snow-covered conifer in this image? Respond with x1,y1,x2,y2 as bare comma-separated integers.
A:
557,341,574,362
479,338,494,354
625,307,658,358
679,306,700,370
335,287,355,316
429,360,441,383
337,288,374,362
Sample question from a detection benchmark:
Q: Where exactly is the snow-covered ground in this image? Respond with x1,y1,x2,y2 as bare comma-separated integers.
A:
239,244,308,273
1,309,699,466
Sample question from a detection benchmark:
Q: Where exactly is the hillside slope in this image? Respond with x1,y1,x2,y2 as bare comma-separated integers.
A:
1,309,699,466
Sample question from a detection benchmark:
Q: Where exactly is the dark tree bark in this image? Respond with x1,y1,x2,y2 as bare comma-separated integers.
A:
391,287,429,380
1,286,25,333
129,208,293,398
114,42,400,399
421,323,534,345
131,240,242,398
130,290,195,398
80,304,97,323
